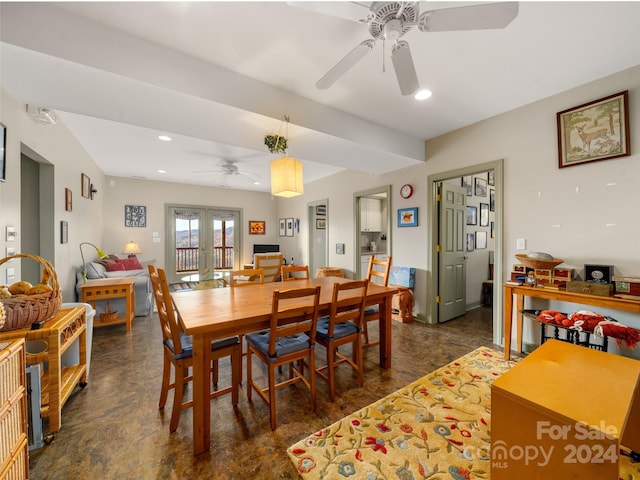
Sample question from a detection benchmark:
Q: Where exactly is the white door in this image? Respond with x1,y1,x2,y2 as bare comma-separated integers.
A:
438,182,467,322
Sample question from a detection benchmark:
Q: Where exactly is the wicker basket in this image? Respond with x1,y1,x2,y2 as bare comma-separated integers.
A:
0,253,62,331
515,254,564,270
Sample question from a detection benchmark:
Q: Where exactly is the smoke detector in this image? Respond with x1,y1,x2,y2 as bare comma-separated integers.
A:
26,105,57,125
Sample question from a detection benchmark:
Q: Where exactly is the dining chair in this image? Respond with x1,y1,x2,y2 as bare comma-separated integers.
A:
362,255,392,348
148,264,241,433
245,285,321,430
281,264,310,281
254,253,284,282
229,268,265,287
316,279,369,401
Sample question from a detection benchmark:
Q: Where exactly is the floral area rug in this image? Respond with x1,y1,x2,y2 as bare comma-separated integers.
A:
287,346,640,479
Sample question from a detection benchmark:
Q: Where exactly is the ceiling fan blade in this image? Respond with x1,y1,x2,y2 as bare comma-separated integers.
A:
316,39,374,89
417,2,519,32
287,2,372,23
391,41,419,96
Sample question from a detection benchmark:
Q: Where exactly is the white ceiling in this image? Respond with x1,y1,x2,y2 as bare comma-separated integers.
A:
2,1,640,192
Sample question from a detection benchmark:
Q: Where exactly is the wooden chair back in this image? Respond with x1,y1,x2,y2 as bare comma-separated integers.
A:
267,286,321,358
281,265,310,281
254,253,284,282
229,268,265,288
367,255,392,286
326,279,369,336
148,264,184,355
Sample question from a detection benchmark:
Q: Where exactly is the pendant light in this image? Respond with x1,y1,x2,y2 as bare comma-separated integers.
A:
268,116,304,198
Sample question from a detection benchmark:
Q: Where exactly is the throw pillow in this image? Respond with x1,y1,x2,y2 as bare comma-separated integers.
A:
105,260,126,272
87,262,107,278
123,256,143,270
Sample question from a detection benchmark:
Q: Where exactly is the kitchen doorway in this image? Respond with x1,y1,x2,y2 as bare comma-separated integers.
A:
354,186,392,279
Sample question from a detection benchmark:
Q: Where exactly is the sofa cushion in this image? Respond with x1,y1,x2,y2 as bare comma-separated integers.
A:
123,256,143,270
106,260,126,272
86,262,107,279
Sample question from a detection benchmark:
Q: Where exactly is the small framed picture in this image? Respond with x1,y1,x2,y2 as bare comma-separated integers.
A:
81,174,91,198
286,218,294,237
480,203,489,227
466,233,475,252
397,207,418,227
60,220,68,244
315,205,326,216
476,231,487,249
316,218,326,229
466,206,477,225
65,188,72,212
488,170,495,186
125,205,147,227
279,218,286,237
491,221,495,238
474,177,487,197
490,189,495,212
249,220,265,235
336,243,345,255
461,176,472,196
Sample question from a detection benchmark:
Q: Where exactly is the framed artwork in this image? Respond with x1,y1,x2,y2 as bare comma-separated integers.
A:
461,176,472,196
0,121,6,182
480,203,489,227
466,206,477,225
279,218,286,237
65,188,73,212
315,205,326,216
249,220,265,235
81,173,90,198
475,231,487,249
557,90,630,168
60,221,68,244
488,170,495,186
466,233,475,252
474,177,487,197
124,205,147,227
316,218,326,229
286,218,294,237
491,221,495,238
397,207,418,227
490,189,495,212
336,243,345,255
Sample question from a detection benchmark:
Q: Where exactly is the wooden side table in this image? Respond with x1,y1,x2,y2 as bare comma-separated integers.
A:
79,277,136,331
0,307,87,434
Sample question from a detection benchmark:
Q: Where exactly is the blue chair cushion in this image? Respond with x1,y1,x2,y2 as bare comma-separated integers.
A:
165,333,238,361
246,329,312,360
364,305,379,316
316,317,359,341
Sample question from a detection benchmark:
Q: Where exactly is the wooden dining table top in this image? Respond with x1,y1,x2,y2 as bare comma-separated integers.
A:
172,276,398,339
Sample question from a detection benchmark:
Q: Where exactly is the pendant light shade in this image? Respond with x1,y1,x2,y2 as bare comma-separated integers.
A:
270,156,304,198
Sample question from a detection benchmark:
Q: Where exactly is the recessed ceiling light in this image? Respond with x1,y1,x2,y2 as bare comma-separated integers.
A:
415,89,432,101
253,180,260,185
158,135,172,142
157,169,167,174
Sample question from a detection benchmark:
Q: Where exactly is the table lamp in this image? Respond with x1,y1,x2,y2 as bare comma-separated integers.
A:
80,242,108,283
123,241,141,258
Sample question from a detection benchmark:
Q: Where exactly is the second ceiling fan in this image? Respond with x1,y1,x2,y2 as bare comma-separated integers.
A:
314,1,519,96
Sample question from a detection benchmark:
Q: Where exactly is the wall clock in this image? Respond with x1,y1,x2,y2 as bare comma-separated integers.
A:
400,184,413,199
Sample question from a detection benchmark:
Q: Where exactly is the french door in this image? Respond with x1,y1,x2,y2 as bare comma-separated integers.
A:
166,205,241,284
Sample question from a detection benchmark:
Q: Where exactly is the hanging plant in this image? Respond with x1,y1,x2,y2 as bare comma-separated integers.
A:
264,134,288,154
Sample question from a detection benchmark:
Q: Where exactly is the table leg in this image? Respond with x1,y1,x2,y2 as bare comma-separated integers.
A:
515,294,524,356
379,296,392,369
503,286,513,360
192,333,212,455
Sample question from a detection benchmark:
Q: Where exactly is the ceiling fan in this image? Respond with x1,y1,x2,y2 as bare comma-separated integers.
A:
192,159,261,186
312,1,519,96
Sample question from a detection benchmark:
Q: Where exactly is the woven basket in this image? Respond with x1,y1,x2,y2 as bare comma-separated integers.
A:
0,253,62,331
515,254,564,270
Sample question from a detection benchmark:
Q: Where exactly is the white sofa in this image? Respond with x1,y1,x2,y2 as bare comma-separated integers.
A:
75,259,154,317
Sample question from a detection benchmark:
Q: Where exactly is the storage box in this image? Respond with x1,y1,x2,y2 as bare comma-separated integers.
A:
612,275,640,297
566,281,612,296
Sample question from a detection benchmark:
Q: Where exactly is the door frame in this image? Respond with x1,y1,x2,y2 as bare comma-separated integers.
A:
353,185,392,278
307,198,329,277
427,159,504,346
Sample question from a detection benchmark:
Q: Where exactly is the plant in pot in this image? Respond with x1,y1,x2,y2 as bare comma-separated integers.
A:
264,134,288,154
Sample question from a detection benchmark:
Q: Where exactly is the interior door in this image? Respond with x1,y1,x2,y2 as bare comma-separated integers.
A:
438,182,467,322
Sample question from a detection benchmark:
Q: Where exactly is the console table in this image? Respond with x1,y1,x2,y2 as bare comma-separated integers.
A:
503,284,640,360
79,277,136,331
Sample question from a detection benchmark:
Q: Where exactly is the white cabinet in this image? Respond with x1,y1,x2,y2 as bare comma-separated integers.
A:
361,197,382,232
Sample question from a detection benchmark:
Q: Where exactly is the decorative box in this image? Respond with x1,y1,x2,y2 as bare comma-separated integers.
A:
612,275,640,298
566,281,613,297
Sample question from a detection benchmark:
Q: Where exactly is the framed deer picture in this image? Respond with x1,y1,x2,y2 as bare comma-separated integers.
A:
557,90,630,168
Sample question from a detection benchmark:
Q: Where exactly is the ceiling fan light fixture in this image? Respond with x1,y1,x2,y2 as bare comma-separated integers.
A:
158,135,172,142
271,156,303,198
415,89,432,101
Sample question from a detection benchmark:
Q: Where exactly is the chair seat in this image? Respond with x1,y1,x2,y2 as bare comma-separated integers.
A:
364,305,379,316
165,333,239,360
316,317,359,341
246,330,312,360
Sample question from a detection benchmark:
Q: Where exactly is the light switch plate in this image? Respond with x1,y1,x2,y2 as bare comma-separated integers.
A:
516,238,526,250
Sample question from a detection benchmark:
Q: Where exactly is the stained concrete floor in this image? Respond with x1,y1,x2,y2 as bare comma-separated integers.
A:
29,307,495,479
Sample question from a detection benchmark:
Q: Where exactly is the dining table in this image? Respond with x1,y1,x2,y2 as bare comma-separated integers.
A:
171,275,399,455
